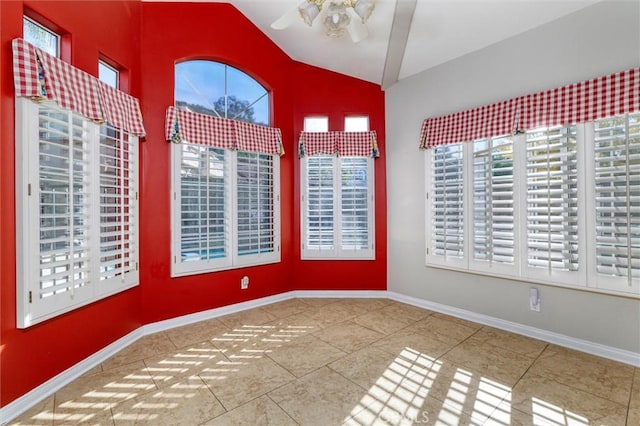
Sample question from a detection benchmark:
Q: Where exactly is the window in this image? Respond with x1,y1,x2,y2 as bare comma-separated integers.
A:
425,113,640,296
98,61,119,89
345,116,369,132
23,16,59,57
304,116,329,133
171,61,280,276
16,99,139,328
300,116,375,260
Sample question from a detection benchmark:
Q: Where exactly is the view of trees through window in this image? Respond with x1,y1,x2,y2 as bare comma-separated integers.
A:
175,60,269,125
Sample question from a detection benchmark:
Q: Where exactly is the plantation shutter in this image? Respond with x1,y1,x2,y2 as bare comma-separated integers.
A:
32,103,93,319
592,113,640,292
340,157,371,251
472,137,515,270
525,125,579,282
236,152,276,258
305,155,335,252
97,123,138,293
429,144,465,261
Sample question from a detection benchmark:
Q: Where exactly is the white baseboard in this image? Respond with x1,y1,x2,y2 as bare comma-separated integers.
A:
3,289,638,424
387,291,640,368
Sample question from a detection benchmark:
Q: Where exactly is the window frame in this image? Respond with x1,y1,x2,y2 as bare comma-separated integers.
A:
425,114,640,298
23,16,60,57
98,60,119,89
15,98,139,328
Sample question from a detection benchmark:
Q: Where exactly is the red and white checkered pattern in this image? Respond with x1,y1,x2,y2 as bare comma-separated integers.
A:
35,46,103,122
420,98,519,149
338,131,378,157
299,132,338,156
166,107,235,148
519,67,640,129
98,81,146,136
235,120,284,156
419,67,640,149
12,38,42,98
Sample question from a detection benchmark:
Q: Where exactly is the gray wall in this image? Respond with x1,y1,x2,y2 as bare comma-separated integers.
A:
385,0,640,353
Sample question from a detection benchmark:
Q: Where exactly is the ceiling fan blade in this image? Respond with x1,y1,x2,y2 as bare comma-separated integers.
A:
271,6,299,30
347,8,369,42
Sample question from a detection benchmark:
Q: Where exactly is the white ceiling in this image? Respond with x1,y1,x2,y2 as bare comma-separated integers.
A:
153,0,603,86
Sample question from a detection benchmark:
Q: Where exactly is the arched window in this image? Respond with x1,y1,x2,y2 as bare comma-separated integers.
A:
175,60,270,125
171,60,280,277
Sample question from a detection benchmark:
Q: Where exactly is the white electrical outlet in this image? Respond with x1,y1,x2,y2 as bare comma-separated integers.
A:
241,276,249,290
529,287,540,312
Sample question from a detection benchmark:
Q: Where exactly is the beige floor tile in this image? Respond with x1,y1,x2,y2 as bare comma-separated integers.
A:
264,311,325,334
269,367,371,425
102,334,176,372
143,342,227,389
81,365,104,377
329,346,400,390
304,301,368,328
509,373,627,425
472,327,547,359
55,361,156,414
164,318,230,349
442,337,534,387
314,320,385,352
628,408,640,426
297,297,343,308
483,402,535,426
336,298,393,312
353,309,415,335
380,301,433,322
266,334,347,377
627,370,640,425
431,313,483,330
404,316,479,347
53,406,114,425
199,354,295,410
528,345,634,405
202,396,296,425
217,307,278,330
371,329,455,360
211,323,290,359
258,298,310,318
9,395,55,426
111,377,225,425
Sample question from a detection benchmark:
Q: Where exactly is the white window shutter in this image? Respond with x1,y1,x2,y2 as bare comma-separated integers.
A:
304,155,335,253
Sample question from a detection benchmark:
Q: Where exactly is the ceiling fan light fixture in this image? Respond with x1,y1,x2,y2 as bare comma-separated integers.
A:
323,2,351,37
298,1,321,27
353,0,375,23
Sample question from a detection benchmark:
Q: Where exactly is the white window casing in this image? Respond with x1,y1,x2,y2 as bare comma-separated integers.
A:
16,99,139,328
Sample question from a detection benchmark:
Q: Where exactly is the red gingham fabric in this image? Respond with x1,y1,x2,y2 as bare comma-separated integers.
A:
299,132,338,156
420,98,519,149
34,46,103,122
166,106,235,149
519,67,640,129
12,38,42,98
338,131,379,157
235,120,284,156
98,81,146,136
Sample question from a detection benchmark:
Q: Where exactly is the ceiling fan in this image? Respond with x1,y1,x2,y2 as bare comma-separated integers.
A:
271,0,376,43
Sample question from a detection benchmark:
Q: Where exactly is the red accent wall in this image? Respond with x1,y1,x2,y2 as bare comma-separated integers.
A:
0,0,144,407
0,1,386,407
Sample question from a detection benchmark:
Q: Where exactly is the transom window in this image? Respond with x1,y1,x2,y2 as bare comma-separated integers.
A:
98,60,119,89
23,16,59,57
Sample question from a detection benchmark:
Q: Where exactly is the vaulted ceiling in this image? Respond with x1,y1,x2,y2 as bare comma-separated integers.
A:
152,0,603,88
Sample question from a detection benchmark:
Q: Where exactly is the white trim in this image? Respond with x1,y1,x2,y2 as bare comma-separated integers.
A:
3,289,638,424
387,291,640,367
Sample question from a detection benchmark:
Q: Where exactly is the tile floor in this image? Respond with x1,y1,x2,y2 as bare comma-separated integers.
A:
10,298,639,425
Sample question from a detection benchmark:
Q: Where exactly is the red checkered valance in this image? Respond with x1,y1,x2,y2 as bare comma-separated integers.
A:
12,38,146,136
165,106,284,156
419,99,519,149
419,67,640,149
298,131,379,158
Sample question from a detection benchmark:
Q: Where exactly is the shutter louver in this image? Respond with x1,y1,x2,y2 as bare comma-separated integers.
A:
98,124,137,289
37,104,91,311
179,145,227,262
525,125,579,275
237,152,275,256
341,157,370,251
593,113,640,289
472,137,515,266
306,156,335,251
430,144,465,259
